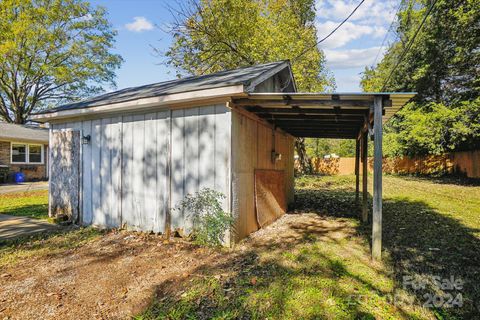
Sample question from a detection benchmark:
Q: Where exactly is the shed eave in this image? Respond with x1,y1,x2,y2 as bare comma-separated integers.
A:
232,92,416,138
245,60,295,92
29,84,247,122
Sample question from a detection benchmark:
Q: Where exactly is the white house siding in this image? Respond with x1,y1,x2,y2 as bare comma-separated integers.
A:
50,104,231,234
231,111,295,241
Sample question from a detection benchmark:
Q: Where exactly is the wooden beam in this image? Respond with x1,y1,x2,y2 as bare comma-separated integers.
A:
287,133,357,138
247,107,369,115
355,139,360,204
372,96,383,260
289,130,355,137
362,130,368,223
276,122,358,132
262,115,365,121
270,122,364,129
234,98,373,107
286,129,359,134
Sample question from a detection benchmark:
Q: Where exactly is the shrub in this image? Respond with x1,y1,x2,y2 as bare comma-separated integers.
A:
176,188,234,247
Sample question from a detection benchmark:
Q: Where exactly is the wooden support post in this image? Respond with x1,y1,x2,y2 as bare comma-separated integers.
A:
362,131,368,222
355,139,360,204
372,96,383,260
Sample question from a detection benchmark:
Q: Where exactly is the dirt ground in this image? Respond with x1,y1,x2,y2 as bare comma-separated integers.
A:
0,214,353,320
0,231,224,319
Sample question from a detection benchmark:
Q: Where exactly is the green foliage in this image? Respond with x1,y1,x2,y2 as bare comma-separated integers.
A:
361,0,480,156
305,138,356,158
164,0,335,91
383,98,480,157
176,188,234,247
362,0,479,102
0,0,123,123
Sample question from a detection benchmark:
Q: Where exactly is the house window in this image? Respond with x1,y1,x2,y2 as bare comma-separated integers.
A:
11,143,44,164
11,144,27,163
29,145,43,163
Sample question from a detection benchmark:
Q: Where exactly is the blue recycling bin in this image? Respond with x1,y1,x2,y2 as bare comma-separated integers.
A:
14,172,25,183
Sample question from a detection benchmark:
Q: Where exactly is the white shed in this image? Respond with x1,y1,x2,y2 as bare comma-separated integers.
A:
31,60,415,256
31,61,296,242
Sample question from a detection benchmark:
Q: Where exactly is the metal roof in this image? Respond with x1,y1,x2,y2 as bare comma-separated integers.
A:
0,123,49,143
37,61,290,114
233,92,416,139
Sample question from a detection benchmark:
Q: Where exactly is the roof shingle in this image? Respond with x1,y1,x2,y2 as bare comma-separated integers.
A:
38,61,289,114
0,123,49,143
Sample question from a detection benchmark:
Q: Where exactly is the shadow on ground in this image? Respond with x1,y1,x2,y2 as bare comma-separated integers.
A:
399,174,480,187
0,190,49,220
136,175,480,320
294,175,480,319
138,214,397,320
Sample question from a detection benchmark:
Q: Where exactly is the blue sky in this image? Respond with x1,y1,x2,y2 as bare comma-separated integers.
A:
90,0,398,92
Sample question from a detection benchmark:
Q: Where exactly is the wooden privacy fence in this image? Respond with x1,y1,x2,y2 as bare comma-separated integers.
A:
300,150,480,178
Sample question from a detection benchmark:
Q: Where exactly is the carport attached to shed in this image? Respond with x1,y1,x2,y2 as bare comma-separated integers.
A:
231,92,415,259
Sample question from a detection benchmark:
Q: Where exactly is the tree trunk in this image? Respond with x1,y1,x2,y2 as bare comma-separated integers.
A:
295,137,313,175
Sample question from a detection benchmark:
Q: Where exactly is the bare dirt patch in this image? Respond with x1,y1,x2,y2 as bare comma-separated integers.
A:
0,230,225,319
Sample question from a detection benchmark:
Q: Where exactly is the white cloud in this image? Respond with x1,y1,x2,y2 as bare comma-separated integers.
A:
316,0,397,24
324,46,386,69
316,21,386,49
125,16,154,32
314,0,395,48
333,73,363,91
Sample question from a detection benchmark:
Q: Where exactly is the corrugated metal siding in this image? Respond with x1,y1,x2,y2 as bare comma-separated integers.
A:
50,105,231,234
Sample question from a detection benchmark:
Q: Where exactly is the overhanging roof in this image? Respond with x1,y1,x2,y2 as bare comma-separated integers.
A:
30,61,293,122
0,123,49,143
233,92,415,139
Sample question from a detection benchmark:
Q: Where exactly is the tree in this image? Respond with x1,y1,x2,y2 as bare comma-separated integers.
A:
163,0,335,173
305,138,356,158
165,0,334,91
362,0,479,102
361,0,480,156
0,0,123,124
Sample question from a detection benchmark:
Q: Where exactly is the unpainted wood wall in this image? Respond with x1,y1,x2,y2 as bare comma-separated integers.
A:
50,105,231,234
231,110,295,241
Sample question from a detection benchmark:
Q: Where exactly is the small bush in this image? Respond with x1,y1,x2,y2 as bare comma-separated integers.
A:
176,188,234,247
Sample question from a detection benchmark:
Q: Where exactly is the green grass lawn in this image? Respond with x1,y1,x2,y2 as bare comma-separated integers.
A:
0,189,103,268
0,190,49,220
138,174,480,320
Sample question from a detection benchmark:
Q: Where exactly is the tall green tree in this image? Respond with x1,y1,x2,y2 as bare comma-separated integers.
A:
361,0,480,156
164,0,335,173
165,0,334,92
0,0,123,124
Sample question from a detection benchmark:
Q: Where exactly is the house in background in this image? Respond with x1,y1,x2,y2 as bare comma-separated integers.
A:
0,122,49,182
